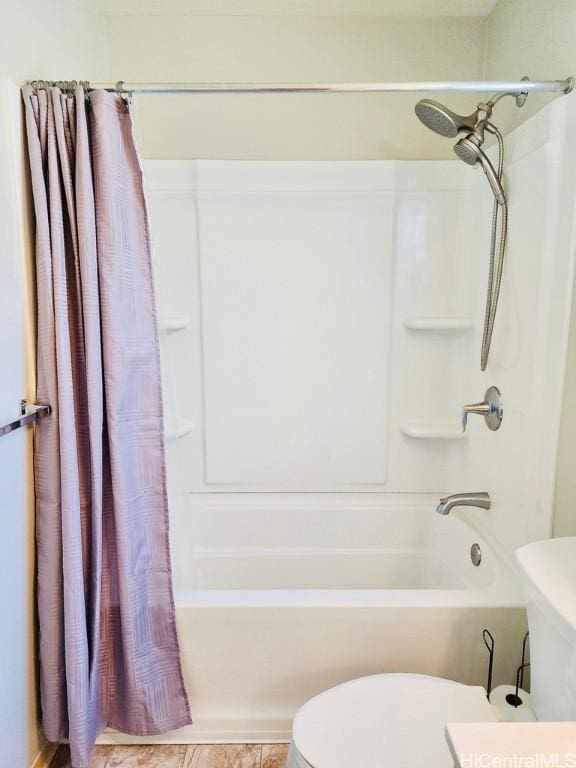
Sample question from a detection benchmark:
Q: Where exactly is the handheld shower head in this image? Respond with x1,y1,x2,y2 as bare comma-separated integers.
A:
453,135,482,165
414,93,511,371
414,99,478,138
454,135,506,206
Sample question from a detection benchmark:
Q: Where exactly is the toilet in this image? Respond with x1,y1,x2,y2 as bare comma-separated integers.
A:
288,537,576,768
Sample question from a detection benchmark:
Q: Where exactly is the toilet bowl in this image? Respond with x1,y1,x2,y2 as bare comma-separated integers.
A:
289,538,576,768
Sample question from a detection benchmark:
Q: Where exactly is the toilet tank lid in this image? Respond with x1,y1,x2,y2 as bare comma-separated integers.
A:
516,538,576,634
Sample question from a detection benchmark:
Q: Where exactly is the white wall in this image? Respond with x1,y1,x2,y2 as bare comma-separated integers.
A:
484,0,576,133
0,4,107,767
0,0,106,84
104,1,574,161
105,13,486,160
0,80,39,768
483,0,576,537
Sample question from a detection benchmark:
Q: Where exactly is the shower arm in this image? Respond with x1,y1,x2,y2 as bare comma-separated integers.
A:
486,78,532,108
473,81,533,131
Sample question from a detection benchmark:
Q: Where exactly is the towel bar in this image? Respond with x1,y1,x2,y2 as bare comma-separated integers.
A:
0,400,51,439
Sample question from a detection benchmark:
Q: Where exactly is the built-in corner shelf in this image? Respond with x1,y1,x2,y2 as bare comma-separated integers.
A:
160,316,191,334
404,317,473,333
167,421,194,440
400,421,466,441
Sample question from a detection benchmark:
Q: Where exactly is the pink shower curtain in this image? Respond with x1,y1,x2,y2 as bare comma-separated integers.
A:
21,85,191,768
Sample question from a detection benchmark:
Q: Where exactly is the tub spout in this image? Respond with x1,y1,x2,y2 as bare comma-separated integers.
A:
435,492,491,516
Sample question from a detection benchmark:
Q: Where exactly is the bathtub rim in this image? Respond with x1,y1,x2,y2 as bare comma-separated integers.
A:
173,581,524,609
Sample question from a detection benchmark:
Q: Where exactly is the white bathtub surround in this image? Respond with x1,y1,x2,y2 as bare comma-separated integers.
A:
149,158,477,495
149,92,576,558
96,91,576,746
168,495,515,596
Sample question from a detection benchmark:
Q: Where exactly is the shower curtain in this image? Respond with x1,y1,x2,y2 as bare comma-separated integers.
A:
21,85,191,768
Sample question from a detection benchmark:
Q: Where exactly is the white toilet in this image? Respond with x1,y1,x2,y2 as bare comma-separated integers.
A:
288,537,576,768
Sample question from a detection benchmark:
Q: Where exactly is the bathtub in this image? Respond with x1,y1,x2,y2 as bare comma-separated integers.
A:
100,495,527,745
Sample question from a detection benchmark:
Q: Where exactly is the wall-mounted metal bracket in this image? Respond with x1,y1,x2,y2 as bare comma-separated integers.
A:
0,400,51,439
515,76,531,108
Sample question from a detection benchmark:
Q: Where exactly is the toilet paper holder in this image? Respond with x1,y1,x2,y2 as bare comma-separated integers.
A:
483,629,495,701
506,632,530,708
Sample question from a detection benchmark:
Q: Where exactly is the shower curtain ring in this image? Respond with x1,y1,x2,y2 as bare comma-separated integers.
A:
115,81,133,106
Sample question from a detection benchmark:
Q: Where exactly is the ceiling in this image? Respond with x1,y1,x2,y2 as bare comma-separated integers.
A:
102,0,501,17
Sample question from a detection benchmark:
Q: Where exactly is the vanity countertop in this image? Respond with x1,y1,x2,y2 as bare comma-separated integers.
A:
446,722,576,768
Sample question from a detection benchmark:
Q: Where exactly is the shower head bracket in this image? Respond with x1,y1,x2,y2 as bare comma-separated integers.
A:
487,75,531,108
514,76,530,108
507,72,573,106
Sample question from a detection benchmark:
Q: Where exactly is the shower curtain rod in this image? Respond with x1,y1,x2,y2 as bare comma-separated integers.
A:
29,77,574,96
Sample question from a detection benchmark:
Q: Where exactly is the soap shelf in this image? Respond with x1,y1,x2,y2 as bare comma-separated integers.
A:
167,421,194,440
404,317,473,333
160,316,191,334
400,421,466,441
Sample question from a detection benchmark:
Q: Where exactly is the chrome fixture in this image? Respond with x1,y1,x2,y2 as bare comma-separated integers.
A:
462,385,503,432
435,492,491,516
414,80,533,369
413,99,477,137
415,96,506,199
0,400,51,439
454,127,506,205
470,543,483,567
28,77,573,97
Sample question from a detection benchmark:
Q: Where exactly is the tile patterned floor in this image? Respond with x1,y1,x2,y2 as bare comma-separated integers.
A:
51,744,289,768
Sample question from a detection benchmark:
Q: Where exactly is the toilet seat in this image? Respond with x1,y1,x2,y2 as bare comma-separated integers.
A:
289,673,498,768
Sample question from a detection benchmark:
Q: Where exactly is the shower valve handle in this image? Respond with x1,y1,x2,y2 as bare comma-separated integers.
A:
462,386,503,432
